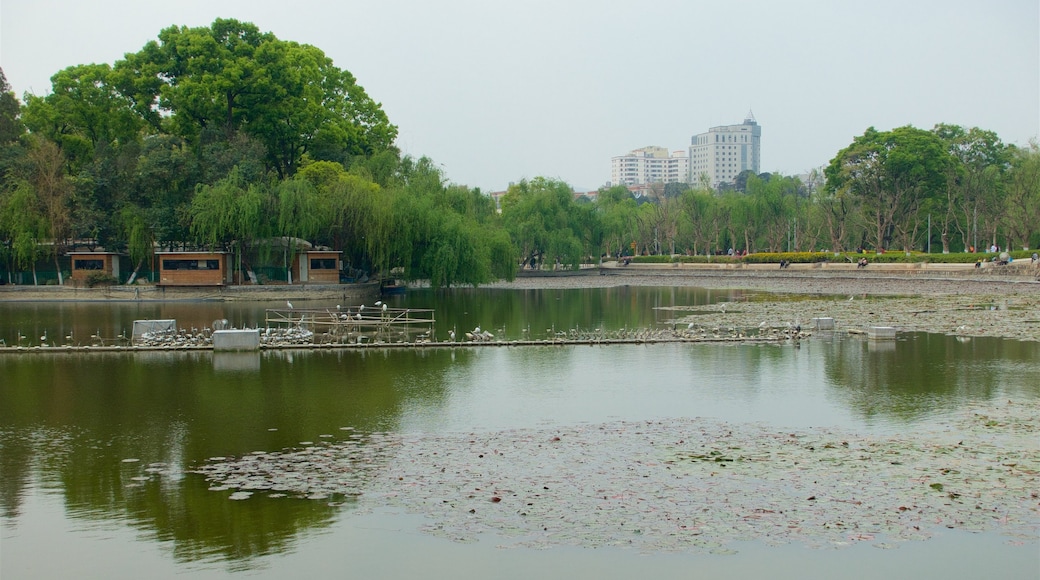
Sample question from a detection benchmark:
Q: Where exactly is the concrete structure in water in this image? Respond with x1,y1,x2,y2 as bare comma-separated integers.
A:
867,326,898,340
811,317,835,331
212,329,261,351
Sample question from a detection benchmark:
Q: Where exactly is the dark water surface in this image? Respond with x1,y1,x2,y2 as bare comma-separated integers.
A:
1,287,1038,579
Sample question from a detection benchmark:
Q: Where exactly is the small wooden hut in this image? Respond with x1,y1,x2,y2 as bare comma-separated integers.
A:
68,252,122,285
156,251,230,286
292,251,342,284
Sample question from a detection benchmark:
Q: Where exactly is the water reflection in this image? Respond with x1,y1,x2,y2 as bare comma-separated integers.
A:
1,288,1038,574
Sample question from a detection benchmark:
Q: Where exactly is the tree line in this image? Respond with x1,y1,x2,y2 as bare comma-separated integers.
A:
1,19,1038,286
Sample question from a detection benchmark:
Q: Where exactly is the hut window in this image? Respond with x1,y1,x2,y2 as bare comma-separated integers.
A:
163,259,220,270
74,259,105,270
310,258,337,270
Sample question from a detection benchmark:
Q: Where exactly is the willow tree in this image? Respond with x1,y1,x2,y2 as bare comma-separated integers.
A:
189,167,270,281
595,185,638,258
0,182,47,284
500,177,586,270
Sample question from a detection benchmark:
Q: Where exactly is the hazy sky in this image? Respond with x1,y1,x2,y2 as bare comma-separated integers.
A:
2,0,1037,191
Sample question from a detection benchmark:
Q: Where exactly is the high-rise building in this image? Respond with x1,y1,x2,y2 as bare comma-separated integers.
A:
610,146,690,187
688,112,761,188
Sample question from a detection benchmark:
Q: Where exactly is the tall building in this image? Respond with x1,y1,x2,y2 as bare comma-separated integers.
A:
688,112,761,188
610,146,690,187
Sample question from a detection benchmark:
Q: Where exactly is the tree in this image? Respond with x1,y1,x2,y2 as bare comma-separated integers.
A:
21,63,144,173
0,181,47,284
113,18,397,178
0,68,22,141
1003,143,1040,251
595,185,638,258
0,67,26,220
932,124,1011,253
189,167,271,281
826,126,951,253
501,178,586,270
22,138,74,284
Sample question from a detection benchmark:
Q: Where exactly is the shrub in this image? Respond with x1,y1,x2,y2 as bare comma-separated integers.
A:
86,272,119,287
630,255,673,264
741,252,833,264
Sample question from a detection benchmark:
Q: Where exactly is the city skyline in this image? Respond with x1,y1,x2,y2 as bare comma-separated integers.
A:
2,0,1037,192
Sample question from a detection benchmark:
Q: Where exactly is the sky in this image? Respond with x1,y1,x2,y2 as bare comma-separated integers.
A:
2,0,1038,192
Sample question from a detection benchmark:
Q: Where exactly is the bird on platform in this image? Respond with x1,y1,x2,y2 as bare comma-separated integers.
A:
448,329,456,342
382,303,388,312
374,301,382,307
287,300,294,310
40,330,48,344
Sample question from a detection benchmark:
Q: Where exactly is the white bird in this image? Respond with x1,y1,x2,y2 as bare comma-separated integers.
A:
687,322,695,330
287,300,294,309
40,331,47,344
382,303,388,312
848,295,854,301
374,301,382,307
360,304,365,311
448,330,456,341
474,326,481,334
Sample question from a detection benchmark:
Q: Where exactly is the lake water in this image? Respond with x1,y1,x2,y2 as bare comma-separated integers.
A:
1,286,1038,579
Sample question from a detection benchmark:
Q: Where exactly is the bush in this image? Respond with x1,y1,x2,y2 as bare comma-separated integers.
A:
671,255,738,264
741,252,833,264
85,272,119,287
630,255,673,264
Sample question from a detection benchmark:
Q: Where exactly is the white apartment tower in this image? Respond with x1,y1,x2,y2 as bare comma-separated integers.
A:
688,112,761,188
610,146,690,187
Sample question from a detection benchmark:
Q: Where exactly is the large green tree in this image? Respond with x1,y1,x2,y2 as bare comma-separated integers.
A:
826,126,951,253
932,124,1011,252
113,18,397,178
1003,143,1040,251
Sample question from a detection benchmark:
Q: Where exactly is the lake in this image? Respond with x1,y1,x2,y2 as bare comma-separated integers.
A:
1,286,1038,579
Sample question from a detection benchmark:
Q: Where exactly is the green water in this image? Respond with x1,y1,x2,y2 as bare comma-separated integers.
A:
1,286,1037,579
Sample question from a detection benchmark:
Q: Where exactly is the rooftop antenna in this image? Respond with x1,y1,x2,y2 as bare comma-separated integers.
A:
744,109,757,124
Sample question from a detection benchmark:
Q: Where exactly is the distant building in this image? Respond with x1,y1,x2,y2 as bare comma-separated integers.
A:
688,112,761,188
610,146,689,187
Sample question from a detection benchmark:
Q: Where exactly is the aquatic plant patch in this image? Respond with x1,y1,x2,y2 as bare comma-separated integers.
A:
187,400,1039,553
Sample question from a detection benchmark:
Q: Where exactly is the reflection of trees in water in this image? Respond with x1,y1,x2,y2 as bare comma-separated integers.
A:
822,333,1040,423
0,348,470,565
420,286,748,341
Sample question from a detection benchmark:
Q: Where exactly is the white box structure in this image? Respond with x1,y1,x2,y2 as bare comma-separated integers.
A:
867,326,897,340
212,329,260,351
